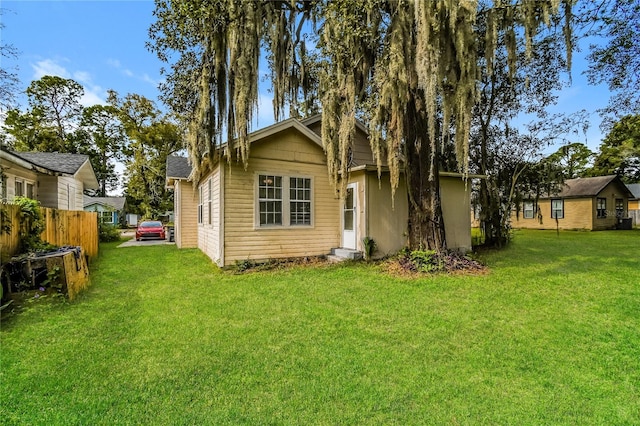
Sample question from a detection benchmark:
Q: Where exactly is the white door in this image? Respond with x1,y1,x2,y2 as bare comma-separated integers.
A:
342,183,357,249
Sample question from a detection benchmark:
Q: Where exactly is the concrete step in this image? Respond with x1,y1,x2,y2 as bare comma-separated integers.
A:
330,248,363,260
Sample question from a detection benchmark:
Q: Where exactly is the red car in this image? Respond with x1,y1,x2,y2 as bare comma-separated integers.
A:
135,221,166,241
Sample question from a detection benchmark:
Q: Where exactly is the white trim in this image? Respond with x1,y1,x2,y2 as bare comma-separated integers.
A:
218,166,225,267
254,172,315,230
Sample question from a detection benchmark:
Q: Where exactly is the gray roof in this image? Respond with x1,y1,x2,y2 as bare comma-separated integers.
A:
11,151,91,174
627,183,640,200
83,196,126,210
558,175,633,198
166,155,191,179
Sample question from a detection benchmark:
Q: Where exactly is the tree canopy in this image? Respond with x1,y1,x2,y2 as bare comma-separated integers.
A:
150,0,574,251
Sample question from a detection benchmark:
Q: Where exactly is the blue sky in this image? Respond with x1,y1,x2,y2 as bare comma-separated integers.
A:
2,0,613,153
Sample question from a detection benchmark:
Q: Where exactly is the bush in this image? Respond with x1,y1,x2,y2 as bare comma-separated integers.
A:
99,222,121,242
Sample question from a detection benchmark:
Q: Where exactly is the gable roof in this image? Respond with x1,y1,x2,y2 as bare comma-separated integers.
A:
166,155,191,179
166,118,325,185
83,196,126,210
558,175,633,198
11,151,89,174
8,151,99,189
627,183,640,200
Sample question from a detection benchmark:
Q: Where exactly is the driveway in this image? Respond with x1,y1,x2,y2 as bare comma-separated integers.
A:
117,230,175,248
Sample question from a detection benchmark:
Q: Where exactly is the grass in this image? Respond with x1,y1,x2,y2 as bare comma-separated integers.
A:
1,230,639,425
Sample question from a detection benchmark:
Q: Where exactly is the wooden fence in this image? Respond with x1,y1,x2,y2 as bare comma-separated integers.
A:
630,210,640,227
0,203,99,262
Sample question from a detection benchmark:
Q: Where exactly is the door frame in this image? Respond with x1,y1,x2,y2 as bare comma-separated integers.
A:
341,182,357,249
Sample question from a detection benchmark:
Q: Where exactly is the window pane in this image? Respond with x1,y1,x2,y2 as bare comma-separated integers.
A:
344,210,354,230
289,177,311,225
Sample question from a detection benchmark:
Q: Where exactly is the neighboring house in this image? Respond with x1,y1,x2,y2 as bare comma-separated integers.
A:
0,149,99,210
167,116,475,267
512,175,634,231
83,196,127,225
166,155,197,248
627,183,640,227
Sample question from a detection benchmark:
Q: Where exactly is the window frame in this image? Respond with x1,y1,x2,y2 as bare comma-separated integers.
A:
615,198,624,218
551,198,564,219
99,210,114,224
523,200,535,219
15,179,24,197
596,197,607,219
255,173,313,229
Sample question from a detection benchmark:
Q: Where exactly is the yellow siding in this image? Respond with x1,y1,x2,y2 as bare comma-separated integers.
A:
629,200,639,210
512,181,630,231
362,172,408,256
176,180,198,248
512,198,594,230
440,177,472,252
222,129,340,266
198,165,223,264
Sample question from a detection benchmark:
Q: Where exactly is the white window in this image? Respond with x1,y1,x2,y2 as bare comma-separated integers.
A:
523,201,534,219
258,175,283,226
551,199,563,219
597,197,607,219
100,211,114,224
290,177,311,225
257,174,312,228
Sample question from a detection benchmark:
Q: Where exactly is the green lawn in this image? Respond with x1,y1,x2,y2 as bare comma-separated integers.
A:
1,230,639,425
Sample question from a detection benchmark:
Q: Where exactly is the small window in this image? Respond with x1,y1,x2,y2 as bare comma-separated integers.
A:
26,182,34,199
523,201,535,219
15,180,24,197
597,197,607,219
198,186,203,224
615,199,624,218
258,175,283,226
290,177,311,225
551,199,564,219
100,211,114,224
1,177,6,202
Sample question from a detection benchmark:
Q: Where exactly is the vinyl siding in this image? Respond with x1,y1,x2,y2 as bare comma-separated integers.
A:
176,180,198,248
440,176,472,252
198,165,222,264
222,129,340,266
512,180,629,230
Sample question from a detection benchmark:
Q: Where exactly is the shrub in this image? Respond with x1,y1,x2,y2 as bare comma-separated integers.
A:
99,222,121,242
362,237,377,261
14,197,47,253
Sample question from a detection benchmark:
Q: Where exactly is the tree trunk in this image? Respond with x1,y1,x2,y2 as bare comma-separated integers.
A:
404,101,446,252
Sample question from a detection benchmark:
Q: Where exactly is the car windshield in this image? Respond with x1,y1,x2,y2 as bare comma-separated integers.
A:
140,221,162,228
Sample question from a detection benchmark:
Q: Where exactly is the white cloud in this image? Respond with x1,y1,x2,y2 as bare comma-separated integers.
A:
32,58,71,80
30,58,106,106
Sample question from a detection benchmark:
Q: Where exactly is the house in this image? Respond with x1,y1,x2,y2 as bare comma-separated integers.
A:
627,183,640,227
0,149,99,210
166,116,474,267
83,196,127,226
512,175,634,231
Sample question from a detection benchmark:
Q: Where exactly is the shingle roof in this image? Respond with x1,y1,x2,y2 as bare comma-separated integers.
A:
83,196,126,210
627,183,640,200
10,151,90,174
166,155,192,179
558,175,631,198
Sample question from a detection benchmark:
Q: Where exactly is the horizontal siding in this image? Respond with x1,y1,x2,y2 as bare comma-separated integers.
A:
223,134,340,266
512,198,594,230
198,166,221,264
177,181,198,248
